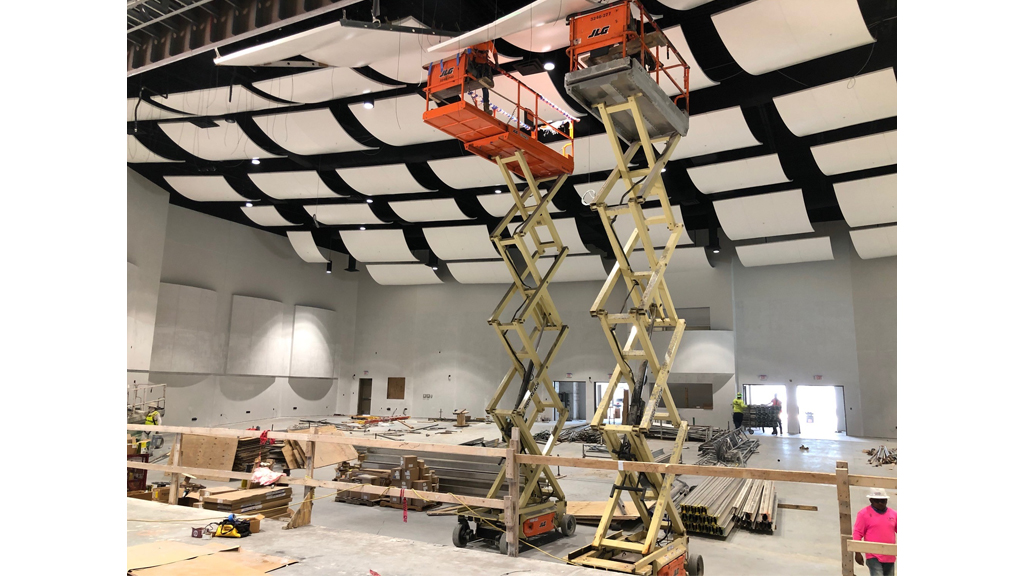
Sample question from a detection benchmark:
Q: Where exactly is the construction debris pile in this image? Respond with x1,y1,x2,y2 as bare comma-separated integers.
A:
865,445,897,466
533,423,602,444
335,453,441,510
686,425,726,443
679,477,778,537
696,429,760,466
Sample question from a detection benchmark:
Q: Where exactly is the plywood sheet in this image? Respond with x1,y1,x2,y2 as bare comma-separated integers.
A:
252,108,373,156
130,552,265,576
179,434,237,473
308,425,359,467
217,549,298,572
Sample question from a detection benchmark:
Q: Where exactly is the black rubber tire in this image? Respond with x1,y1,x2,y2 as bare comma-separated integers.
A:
560,513,577,537
686,553,704,576
153,435,165,449
497,534,508,555
452,523,469,548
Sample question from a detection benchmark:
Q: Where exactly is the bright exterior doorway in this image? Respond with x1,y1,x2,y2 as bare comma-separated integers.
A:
796,385,847,437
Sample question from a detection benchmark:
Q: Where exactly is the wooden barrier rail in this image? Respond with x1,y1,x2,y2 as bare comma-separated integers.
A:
127,423,894,572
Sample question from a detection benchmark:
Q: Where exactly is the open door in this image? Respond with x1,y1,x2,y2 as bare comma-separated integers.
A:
357,378,372,415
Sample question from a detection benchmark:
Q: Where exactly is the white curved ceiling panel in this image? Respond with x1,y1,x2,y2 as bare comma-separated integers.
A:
128,135,179,163
714,189,814,240
252,67,392,104
429,0,596,53
687,154,790,194
628,245,711,272
850,225,897,259
611,205,692,248
336,164,431,196
127,98,190,121
810,131,897,176
350,94,452,146
448,261,514,284
505,19,571,53
249,171,339,200
834,174,897,227
159,121,279,162
774,68,897,137
241,205,298,227
340,230,416,262
507,218,589,255
366,264,443,285
669,106,760,160
391,199,469,222
736,236,834,267
660,0,714,9
536,254,607,282
556,134,620,175
428,155,511,189
153,86,284,116
366,18,452,83
164,175,247,202
491,70,585,121
712,0,874,75
286,231,329,263
423,225,498,261
660,26,718,94
477,192,562,217
252,108,373,155
304,203,383,226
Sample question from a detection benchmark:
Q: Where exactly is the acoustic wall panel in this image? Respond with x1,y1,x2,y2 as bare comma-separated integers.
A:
669,106,760,160
810,131,897,176
286,231,329,263
251,108,373,156
448,260,514,284
151,283,223,374
241,205,299,227
165,175,247,202
850,225,897,259
712,0,874,75
424,225,499,261
249,171,339,200
736,236,834,267
714,190,814,240
391,198,469,222
304,203,383,225
336,164,431,195
290,305,337,378
339,229,417,262
226,295,291,376
834,174,897,227
159,120,279,162
349,95,451,146
366,264,443,285
774,68,897,137
252,67,392,104
687,154,790,194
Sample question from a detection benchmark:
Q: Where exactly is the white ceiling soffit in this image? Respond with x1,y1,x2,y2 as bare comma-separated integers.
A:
490,70,585,121
850,225,897,259
773,68,897,137
428,155,514,189
286,231,329,263
508,218,589,255
659,0,714,9
366,264,443,285
164,175,247,202
159,121,279,162
628,245,711,272
504,18,571,53
391,198,470,222
611,205,693,248
248,171,340,200
536,254,608,282
241,205,298,227
659,26,718,94
424,225,499,261
252,67,393,104
128,135,179,163
736,236,834,267
558,134,620,175
251,108,374,156
669,106,760,160
714,189,814,240
687,154,790,194
152,86,284,116
127,98,190,121
712,0,874,76
833,173,897,227
477,192,562,217
349,94,452,147
340,229,417,262
448,260,514,284
304,203,383,226
428,0,596,53
336,164,431,195
810,130,897,176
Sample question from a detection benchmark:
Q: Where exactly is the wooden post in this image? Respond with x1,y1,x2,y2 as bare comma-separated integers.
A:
168,434,182,505
836,461,853,576
286,439,316,529
621,389,630,423
504,428,520,557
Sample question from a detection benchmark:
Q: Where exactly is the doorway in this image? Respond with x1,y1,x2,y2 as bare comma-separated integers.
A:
357,378,372,415
594,381,630,424
743,384,788,433
553,381,587,422
796,385,846,437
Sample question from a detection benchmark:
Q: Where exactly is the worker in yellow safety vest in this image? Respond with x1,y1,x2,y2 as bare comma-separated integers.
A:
142,408,162,453
731,393,746,430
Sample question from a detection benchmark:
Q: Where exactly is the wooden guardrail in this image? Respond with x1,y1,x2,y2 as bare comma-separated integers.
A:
127,423,895,573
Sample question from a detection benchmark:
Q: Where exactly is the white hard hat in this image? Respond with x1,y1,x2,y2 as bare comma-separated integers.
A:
867,488,889,500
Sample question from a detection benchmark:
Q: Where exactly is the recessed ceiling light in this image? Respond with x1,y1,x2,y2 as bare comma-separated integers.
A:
661,168,667,173
712,248,721,254
431,266,438,271
245,202,253,207
359,226,366,231
326,261,333,274
363,98,374,109
494,189,502,194
543,62,555,71
366,198,373,203
251,157,260,165
362,89,371,94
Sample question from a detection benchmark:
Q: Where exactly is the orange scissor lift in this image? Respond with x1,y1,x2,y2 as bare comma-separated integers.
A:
422,43,580,554
561,1,703,575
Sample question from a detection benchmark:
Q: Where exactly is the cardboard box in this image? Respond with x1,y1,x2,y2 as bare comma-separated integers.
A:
390,495,402,505
401,455,418,468
391,468,403,481
403,468,420,482
240,514,263,534
153,486,170,503
200,486,237,499
412,480,429,491
127,490,152,501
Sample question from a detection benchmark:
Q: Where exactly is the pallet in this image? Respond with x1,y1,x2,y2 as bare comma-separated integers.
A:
380,499,439,512
336,496,381,507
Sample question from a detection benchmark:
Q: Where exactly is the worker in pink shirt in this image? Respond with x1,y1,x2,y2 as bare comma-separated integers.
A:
852,488,896,575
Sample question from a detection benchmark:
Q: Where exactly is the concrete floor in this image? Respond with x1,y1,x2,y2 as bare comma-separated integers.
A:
137,416,896,576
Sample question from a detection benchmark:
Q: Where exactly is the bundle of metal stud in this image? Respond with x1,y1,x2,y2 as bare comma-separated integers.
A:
686,425,724,443
696,428,760,466
737,479,778,533
678,476,750,536
533,423,602,444
866,445,896,466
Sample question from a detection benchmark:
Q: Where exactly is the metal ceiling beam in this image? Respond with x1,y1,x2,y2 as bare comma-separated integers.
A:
128,0,216,34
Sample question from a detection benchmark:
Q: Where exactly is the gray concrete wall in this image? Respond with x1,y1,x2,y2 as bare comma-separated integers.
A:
850,251,898,438
127,168,170,378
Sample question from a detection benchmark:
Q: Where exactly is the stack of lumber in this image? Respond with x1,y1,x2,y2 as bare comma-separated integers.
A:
335,454,441,510
356,446,512,498
865,445,896,466
679,477,779,537
201,486,293,518
737,479,777,533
